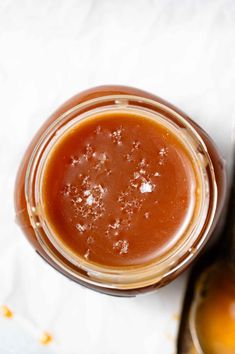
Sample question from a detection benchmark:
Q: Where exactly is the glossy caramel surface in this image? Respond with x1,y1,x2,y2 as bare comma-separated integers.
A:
41,111,198,267
195,264,235,354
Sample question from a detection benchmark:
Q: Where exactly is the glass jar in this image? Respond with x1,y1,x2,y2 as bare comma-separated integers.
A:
14,86,226,296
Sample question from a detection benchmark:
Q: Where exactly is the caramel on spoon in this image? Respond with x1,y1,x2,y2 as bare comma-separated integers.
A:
177,148,235,354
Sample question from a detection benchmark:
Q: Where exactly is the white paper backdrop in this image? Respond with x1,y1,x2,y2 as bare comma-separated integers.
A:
0,1,234,353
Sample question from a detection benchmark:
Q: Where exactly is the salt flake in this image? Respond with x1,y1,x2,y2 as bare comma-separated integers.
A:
113,240,129,254
86,194,95,206
84,249,90,259
76,223,86,233
159,147,168,157
134,172,140,179
140,182,153,193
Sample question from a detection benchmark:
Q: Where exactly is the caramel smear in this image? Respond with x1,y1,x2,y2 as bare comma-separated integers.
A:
0,305,13,318
39,331,53,345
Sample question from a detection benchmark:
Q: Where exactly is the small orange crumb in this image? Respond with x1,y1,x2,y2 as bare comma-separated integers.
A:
39,332,53,345
0,305,13,318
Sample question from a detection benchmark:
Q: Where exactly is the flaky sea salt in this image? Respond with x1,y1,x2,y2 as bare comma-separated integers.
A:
99,153,108,163
139,158,146,167
132,140,140,149
86,194,95,206
98,184,106,194
84,144,94,159
76,223,86,233
95,125,101,135
111,128,123,145
126,153,133,162
113,240,129,254
110,219,121,230
130,181,138,189
134,172,140,179
84,249,90,259
70,155,80,166
159,147,168,157
140,182,153,193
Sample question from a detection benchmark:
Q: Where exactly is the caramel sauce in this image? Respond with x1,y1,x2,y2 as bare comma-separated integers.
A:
41,111,198,267
14,85,226,295
195,264,235,354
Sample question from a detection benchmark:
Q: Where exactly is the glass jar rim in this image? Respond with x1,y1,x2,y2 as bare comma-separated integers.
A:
25,94,218,290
